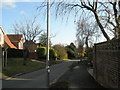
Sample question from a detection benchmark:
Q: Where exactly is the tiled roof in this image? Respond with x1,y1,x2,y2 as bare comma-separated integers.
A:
7,34,23,42
4,35,17,49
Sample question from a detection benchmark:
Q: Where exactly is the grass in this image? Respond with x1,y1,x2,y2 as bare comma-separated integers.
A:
2,58,46,77
50,81,69,88
63,59,70,61
0,73,8,79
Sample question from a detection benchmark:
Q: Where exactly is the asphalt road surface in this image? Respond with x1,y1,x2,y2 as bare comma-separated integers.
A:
2,61,73,88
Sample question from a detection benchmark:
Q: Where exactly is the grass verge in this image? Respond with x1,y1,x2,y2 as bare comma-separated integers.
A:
2,58,46,77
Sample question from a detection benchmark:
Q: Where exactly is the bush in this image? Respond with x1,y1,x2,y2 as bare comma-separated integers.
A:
7,48,23,58
36,47,46,60
49,48,57,60
36,47,57,61
53,44,68,60
87,48,93,61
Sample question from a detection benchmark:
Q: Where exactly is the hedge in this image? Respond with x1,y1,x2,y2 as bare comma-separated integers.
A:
49,48,57,60
7,48,23,58
36,47,57,60
36,47,46,60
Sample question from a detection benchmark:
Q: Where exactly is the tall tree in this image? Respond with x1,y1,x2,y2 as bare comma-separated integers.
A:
53,44,68,60
76,17,100,49
13,15,43,65
76,38,84,58
14,15,43,42
38,32,52,47
65,43,77,59
38,0,120,40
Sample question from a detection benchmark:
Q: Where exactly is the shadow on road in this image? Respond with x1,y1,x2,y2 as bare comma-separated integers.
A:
51,61,104,89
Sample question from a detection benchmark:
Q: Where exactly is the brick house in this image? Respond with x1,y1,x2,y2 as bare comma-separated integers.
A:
23,40,37,52
0,26,24,49
0,26,37,60
7,34,24,49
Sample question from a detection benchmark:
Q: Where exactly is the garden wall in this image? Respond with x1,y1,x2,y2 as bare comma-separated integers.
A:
93,39,120,88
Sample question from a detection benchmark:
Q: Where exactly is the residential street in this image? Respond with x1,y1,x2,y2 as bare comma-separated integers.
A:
2,61,73,88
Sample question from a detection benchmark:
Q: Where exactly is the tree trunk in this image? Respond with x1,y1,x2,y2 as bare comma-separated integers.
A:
85,36,89,50
94,12,110,41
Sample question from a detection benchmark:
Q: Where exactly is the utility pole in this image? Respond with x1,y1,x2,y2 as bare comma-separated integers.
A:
46,0,50,88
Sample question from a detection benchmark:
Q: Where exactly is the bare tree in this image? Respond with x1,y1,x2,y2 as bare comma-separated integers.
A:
53,44,68,60
38,0,120,40
39,32,52,47
13,15,43,65
76,38,84,57
99,1,120,39
76,17,100,50
13,15,43,42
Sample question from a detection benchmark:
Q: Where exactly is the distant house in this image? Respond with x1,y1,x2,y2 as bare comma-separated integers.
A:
23,40,37,52
0,26,24,49
7,34,24,49
36,43,42,47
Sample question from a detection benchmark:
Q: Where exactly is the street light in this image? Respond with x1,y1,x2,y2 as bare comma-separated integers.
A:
46,0,50,88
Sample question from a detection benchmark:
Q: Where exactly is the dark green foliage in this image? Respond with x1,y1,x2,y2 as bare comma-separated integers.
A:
87,48,93,61
49,48,57,60
36,47,46,60
66,43,76,59
7,48,23,58
36,47,57,61
69,43,76,51
53,44,68,60
66,49,75,59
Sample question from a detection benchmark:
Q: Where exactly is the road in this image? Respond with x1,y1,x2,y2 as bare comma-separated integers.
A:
2,61,74,88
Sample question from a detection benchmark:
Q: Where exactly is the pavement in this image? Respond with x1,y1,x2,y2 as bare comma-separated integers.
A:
56,61,104,88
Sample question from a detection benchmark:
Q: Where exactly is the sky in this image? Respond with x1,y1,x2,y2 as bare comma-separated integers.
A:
1,1,78,46
0,0,108,46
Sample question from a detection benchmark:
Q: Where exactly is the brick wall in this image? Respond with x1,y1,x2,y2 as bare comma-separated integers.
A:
93,39,120,88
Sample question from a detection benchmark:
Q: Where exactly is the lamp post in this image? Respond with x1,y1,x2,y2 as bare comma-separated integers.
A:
46,0,50,88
